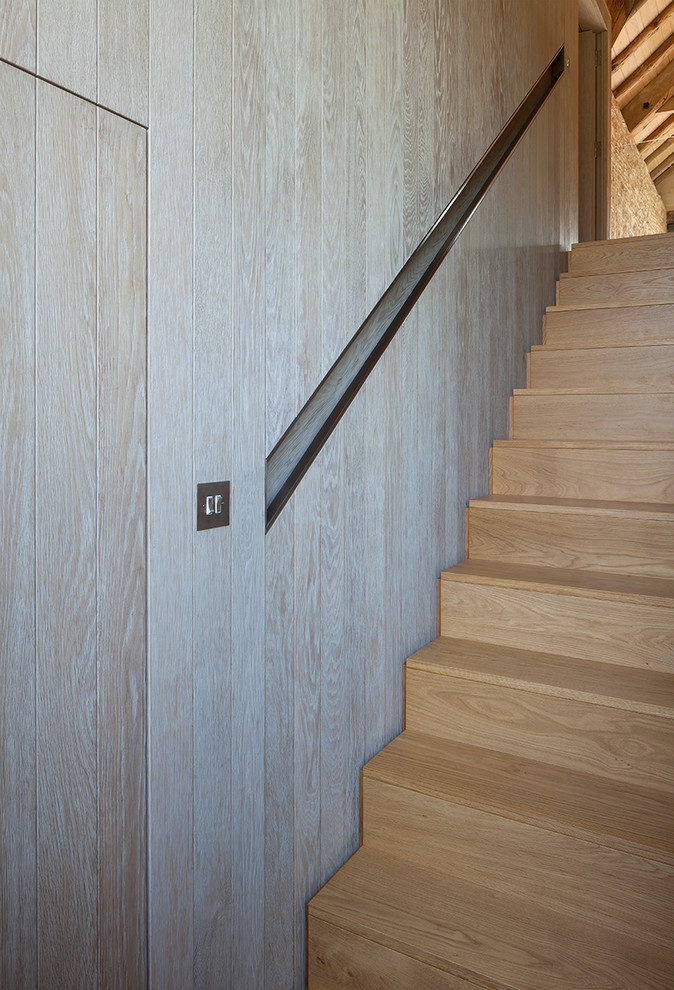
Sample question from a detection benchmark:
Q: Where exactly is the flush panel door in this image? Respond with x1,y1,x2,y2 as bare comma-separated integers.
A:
0,63,147,989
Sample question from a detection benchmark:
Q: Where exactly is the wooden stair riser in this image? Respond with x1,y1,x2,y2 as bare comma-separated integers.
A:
361,777,674,947
363,732,674,865
543,303,674,349
556,269,674,306
567,235,674,275
509,392,674,441
490,444,674,502
439,580,674,671
467,504,674,578
527,345,674,392
404,667,674,791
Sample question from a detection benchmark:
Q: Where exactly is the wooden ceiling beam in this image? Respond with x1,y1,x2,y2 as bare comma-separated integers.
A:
645,135,674,169
612,0,674,73
622,56,674,133
614,32,674,105
637,113,674,151
650,146,674,181
611,0,660,44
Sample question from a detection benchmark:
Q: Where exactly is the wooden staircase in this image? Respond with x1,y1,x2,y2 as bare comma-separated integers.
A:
307,233,674,989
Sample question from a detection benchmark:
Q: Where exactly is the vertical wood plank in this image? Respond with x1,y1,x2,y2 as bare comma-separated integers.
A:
193,0,233,986
264,0,296,984
38,0,96,103
98,0,149,125
384,0,405,737
342,0,367,813
36,78,98,989
320,0,354,884
363,0,388,764
147,0,194,985
0,0,36,70
416,0,440,639
97,107,147,990
0,60,36,990
293,0,323,982
231,0,266,984
401,0,423,658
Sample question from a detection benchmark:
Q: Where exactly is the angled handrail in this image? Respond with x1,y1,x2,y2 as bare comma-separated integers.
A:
266,46,566,530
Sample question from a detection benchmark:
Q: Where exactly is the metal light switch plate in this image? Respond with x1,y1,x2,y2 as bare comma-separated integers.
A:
197,481,230,530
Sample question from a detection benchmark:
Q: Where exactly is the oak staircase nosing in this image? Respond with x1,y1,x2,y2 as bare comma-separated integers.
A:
308,233,674,988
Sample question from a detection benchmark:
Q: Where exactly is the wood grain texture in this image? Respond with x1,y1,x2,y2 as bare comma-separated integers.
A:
528,343,674,391
510,391,674,441
543,301,674,347
147,0,194,984
98,0,149,124
320,0,359,889
364,731,674,862
293,0,323,983
490,441,674,501
0,61,36,990
405,667,674,790
309,916,477,990
0,0,36,69
37,0,96,102
467,500,674,576
193,0,233,986
231,0,266,984
264,0,296,985
406,637,674,717
440,578,674,670
557,267,674,305
362,778,674,947
97,108,147,990
310,847,674,989
568,232,674,272
36,79,98,988
362,0,388,769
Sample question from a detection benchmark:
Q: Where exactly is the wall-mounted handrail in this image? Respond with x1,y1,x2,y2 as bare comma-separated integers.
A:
266,46,565,531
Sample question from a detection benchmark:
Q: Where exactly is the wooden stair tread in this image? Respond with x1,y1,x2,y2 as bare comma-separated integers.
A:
363,779,674,950
512,387,674,396
492,438,674,449
571,232,674,249
562,264,674,279
405,637,674,718
440,559,674,607
547,299,674,312
469,494,674,519
363,731,674,862
309,848,674,989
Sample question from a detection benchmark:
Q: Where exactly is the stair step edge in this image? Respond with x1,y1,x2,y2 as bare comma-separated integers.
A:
405,638,674,719
362,732,674,863
468,495,674,518
440,560,674,607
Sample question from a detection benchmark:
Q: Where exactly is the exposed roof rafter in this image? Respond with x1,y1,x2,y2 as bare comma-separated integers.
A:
614,32,674,104
612,0,674,71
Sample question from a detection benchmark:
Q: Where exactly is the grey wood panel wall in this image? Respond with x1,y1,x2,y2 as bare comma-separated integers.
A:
1,58,147,990
2,1,579,987
0,0,148,124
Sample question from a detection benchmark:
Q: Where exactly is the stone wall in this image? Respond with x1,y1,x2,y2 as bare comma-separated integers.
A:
611,95,666,237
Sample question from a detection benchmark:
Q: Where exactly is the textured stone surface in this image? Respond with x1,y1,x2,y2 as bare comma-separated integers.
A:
611,96,667,238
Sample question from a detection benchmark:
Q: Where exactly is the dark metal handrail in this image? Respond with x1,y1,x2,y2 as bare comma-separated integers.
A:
266,46,566,530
